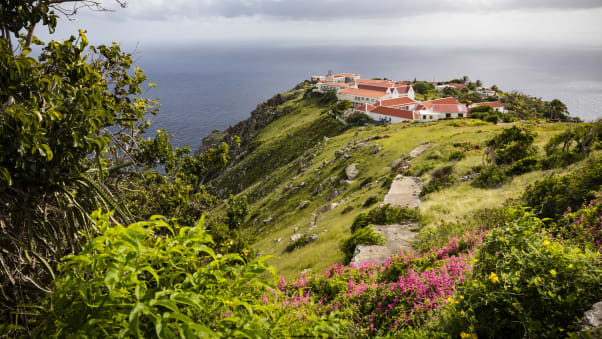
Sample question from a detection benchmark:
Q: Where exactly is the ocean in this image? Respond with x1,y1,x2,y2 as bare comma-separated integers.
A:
135,44,602,150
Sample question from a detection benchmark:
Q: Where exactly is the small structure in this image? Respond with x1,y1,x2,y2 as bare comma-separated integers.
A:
469,101,507,113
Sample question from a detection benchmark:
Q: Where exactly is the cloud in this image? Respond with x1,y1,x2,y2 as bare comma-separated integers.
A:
113,0,602,21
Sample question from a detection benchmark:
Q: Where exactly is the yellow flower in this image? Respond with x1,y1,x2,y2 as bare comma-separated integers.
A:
568,264,574,269
549,269,557,276
489,272,500,284
446,297,458,305
543,240,550,246
460,332,478,339
460,295,464,299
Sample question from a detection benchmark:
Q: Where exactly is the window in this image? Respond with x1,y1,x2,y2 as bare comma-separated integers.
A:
446,113,451,118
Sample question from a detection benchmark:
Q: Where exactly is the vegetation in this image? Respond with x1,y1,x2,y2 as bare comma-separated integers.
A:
351,205,421,233
341,227,385,263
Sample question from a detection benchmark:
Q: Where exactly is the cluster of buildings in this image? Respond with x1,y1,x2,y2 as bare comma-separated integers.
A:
311,72,504,123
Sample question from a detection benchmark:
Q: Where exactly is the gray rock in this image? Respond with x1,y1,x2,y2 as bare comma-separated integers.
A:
345,163,359,180
298,200,310,209
273,238,281,243
580,301,602,333
343,153,352,161
323,136,330,141
290,233,303,242
300,268,312,275
358,127,366,131
293,226,299,233
371,146,383,154
307,234,319,243
334,150,344,158
263,216,273,225
328,189,340,201
299,181,307,187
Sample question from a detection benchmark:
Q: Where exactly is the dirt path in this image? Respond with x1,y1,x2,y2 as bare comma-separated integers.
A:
383,175,422,208
409,142,433,158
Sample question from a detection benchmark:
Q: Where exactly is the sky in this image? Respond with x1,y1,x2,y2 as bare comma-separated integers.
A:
41,0,602,48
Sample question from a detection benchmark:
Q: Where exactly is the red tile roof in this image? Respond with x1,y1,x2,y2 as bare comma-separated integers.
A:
370,106,415,120
354,104,376,112
430,104,468,113
379,97,416,107
357,84,390,93
472,101,503,108
339,88,389,98
356,79,395,86
320,82,349,87
449,83,467,89
425,97,461,105
394,85,411,94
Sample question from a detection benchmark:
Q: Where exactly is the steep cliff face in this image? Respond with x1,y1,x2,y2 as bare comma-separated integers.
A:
196,81,308,161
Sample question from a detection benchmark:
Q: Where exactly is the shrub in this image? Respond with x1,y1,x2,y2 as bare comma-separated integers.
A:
453,213,602,338
504,156,541,176
341,227,385,263
363,195,379,207
421,165,457,197
472,166,509,188
341,205,355,214
523,157,602,219
346,112,375,126
284,234,310,253
447,149,466,161
554,196,602,253
351,204,421,233
30,212,343,338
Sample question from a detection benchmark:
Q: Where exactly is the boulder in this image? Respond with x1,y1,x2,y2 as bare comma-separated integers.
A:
263,216,273,225
306,234,319,244
298,200,310,209
345,163,359,180
579,301,602,334
290,233,303,242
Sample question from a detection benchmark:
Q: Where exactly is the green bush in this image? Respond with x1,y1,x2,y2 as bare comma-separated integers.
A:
363,195,379,207
351,204,421,233
284,234,310,253
505,156,541,176
421,165,457,197
341,227,385,263
447,149,466,161
29,212,342,338
452,212,602,338
472,166,509,188
523,157,602,219
346,112,375,126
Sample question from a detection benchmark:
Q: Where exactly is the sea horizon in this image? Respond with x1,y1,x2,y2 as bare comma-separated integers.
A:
134,43,602,150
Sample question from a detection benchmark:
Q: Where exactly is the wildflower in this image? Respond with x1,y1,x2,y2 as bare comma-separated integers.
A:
489,272,500,284
568,264,574,269
549,269,557,276
542,240,550,246
460,332,478,339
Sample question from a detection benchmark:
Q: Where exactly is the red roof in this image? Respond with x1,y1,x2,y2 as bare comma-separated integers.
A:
425,97,461,105
379,97,416,107
355,104,376,112
335,73,358,77
394,85,411,94
356,79,395,86
358,84,390,93
449,83,467,89
370,106,415,120
472,101,503,108
339,88,389,99
430,104,468,114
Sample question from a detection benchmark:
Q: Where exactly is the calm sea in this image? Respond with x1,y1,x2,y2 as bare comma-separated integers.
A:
135,44,602,150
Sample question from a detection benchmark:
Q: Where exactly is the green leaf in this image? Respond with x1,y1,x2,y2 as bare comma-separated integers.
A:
39,144,53,161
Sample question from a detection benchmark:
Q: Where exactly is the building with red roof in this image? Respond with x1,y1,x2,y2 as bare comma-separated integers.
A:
469,101,506,113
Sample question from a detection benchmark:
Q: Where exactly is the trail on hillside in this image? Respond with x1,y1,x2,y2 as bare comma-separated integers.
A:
352,144,430,264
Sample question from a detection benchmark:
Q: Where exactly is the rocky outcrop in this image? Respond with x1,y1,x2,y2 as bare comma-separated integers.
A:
579,301,602,337
345,163,359,180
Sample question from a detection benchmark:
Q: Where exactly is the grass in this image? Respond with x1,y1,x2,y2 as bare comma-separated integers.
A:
209,94,577,279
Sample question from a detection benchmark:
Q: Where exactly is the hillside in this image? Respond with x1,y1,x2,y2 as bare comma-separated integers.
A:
203,87,579,278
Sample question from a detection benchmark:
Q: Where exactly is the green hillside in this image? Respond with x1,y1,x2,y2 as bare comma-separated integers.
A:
209,89,579,278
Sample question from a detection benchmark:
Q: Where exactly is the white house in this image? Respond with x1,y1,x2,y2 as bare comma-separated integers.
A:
316,82,351,93
354,104,418,123
337,88,391,105
415,97,468,120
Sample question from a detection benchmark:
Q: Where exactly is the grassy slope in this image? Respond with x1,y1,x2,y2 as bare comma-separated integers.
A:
213,94,573,279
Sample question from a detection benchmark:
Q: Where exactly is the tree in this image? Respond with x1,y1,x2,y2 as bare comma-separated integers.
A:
491,84,499,92
548,99,569,120
413,81,434,95
462,75,469,83
485,126,537,167
476,79,483,87
226,195,249,230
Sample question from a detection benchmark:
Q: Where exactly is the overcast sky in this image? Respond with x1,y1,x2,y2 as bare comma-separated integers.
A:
42,0,602,48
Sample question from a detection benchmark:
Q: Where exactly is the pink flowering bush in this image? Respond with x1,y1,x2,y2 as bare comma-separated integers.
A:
277,228,486,337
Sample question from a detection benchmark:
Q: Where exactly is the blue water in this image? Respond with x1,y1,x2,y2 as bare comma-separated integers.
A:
135,44,602,150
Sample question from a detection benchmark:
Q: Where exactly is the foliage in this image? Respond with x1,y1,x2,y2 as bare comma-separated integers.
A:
523,157,602,219
485,126,537,167
453,141,480,152
452,212,602,338
422,165,457,197
502,92,570,120
505,156,541,176
351,204,421,233
413,81,435,95
472,166,509,188
363,195,379,207
226,194,249,230
284,234,311,253
346,111,375,126
28,213,343,338
341,227,385,263
554,195,602,253
543,122,601,168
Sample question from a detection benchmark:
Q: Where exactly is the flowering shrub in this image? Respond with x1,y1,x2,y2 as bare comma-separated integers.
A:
556,196,602,253
279,228,486,337
453,212,602,338
453,141,481,153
